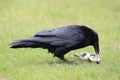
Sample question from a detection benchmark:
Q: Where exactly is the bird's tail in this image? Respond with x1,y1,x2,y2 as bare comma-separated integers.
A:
10,37,46,48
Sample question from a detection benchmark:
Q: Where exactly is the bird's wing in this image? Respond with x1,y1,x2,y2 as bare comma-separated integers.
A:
34,27,85,47
65,33,86,48
33,30,67,46
34,27,69,37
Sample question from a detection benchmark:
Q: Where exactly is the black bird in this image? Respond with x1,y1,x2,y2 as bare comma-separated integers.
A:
10,25,99,62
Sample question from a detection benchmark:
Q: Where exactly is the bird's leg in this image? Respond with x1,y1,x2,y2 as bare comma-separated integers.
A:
55,55,68,62
54,48,73,63
56,55,76,64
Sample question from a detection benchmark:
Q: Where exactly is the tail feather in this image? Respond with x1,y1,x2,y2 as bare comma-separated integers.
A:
10,37,47,48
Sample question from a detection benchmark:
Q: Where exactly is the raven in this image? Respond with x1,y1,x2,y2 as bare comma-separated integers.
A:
10,25,99,62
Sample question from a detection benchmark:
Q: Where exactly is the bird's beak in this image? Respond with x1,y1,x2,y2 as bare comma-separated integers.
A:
93,41,100,55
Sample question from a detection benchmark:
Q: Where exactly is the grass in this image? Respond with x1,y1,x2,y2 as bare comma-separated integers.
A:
0,0,120,80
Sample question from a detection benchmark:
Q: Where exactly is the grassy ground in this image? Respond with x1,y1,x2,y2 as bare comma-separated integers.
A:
0,0,120,80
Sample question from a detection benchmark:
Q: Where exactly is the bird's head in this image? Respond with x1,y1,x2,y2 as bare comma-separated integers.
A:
84,27,100,55
80,26,100,55
90,31,100,55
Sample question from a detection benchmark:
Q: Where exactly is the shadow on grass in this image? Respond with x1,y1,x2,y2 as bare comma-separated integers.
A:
23,58,97,66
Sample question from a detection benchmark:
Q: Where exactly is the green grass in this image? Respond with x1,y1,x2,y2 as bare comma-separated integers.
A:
0,0,120,80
